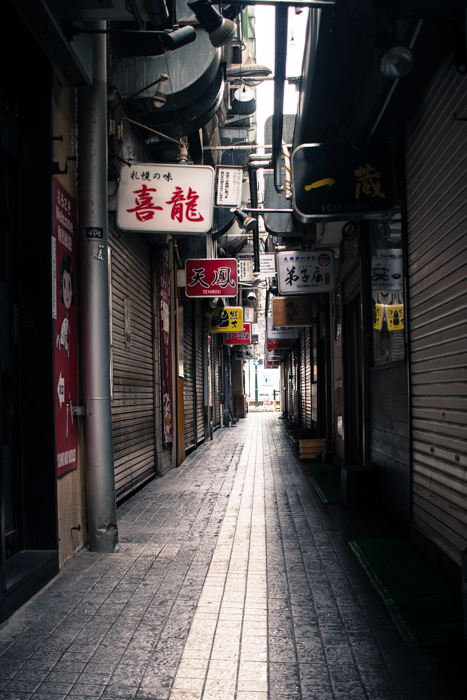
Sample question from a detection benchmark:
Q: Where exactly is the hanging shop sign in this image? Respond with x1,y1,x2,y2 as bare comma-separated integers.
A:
53,179,78,476
267,338,292,351
243,306,255,324
272,295,314,327
234,346,256,360
265,359,281,369
117,163,214,233
216,165,243,207
292,142,395,222
185,258,238,297
260,253,276,277
374,304,405,331
209,306,243,332
267,316,298,340
277,250,335,294
224,323,251,345
238,257,254,283
386,305,404,331
371,249,403,292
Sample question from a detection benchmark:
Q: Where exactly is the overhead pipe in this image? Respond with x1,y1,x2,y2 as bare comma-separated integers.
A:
248,159,273,273
272,6,288,193
78,22,118,553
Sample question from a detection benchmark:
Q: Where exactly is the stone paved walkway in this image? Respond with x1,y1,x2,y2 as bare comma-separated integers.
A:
0,414,463,700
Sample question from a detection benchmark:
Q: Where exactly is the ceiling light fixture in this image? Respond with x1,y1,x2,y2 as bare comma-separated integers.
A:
187,0,236,48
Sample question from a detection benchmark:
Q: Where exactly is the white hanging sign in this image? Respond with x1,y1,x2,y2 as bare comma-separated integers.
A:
277,250,335,294
216,166,243,207
260,253,276,277
371,249,403,292
267,316,298,340
117,163,214,233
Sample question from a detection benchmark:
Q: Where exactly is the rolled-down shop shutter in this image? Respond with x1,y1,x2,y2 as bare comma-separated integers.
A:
212,333,221,428
280,362,286,415
109,218,155,500
194,299,205,443
301,327,312,430
183,297,195,450
406,53,467,565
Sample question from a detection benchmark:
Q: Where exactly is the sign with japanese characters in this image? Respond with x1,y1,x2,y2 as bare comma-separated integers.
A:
371,249,403,292
272,296,314,327
224,323,251,345
260,253,276,277
117,163,214,233
53,179,78,476
216,166,243,207
266,338,292,351
292,142,395,221
277,251,335,294
265,359,281,369
238,258,254,283
243,307,255,323
267,316,298,340
185,259,238,297
209,307,243,333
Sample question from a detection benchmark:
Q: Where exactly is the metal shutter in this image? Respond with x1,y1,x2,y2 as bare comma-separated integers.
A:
406,53,467,566
194,299,204,443
183,297,195,450
212,333,221,428
109,218,155,500
300,331,306,426
304,328,312,429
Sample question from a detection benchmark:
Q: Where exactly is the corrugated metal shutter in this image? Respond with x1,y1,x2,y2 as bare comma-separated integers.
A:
304,328,312,429
194,299,204,443
280,362,286,414
109,218,155,500
406,53,467,566
212,333,221,428
183,297,195,450
300,331,306,426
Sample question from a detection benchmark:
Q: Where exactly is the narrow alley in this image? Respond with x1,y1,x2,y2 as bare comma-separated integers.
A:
0,414,462,700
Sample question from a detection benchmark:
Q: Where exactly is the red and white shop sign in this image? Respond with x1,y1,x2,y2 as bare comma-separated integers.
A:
53,179,78,476
185,258,238,298
266,337,292,351
265,360,281,369
224,323,251,345
117,163,214,233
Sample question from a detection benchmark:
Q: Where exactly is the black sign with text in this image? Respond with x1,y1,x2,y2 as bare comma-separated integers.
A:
292,142,395,221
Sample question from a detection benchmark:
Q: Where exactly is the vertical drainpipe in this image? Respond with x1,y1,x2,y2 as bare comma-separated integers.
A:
273,6,288,193
79,21,118,552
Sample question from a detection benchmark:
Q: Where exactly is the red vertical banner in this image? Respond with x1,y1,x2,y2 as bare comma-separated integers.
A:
53,179,78,475
160,257,174,443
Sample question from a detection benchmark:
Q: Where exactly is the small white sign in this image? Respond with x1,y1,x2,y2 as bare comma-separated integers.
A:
243,307,255,323
260,253,276,277
277,250,335,294
371,249,403,292
238,258,254,283
267,317,298,340
117,163,214,233
216,166,243,207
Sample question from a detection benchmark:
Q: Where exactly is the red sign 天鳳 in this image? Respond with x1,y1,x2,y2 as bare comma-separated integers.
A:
224,323,251,345
266,338,292,351
185,259,238,298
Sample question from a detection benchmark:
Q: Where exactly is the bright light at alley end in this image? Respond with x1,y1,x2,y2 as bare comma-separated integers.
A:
117,163,214,233
185,259,238,298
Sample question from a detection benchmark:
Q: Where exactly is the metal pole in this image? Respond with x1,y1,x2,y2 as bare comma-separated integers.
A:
79,21,118,553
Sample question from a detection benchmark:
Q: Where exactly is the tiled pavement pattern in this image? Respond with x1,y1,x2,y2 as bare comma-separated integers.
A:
0,414,462,700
